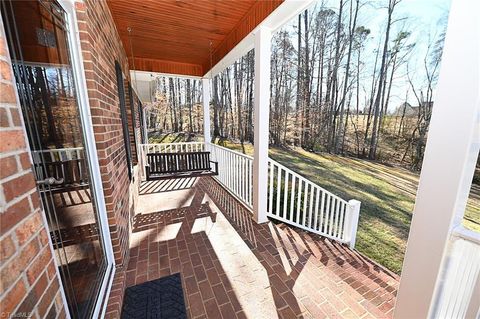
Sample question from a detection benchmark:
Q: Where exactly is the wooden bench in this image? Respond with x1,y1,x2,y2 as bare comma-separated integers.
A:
145,151,218,180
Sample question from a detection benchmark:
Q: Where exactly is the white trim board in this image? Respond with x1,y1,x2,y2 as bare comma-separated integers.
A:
59,0,117,317
131,70,203,81
203,0,315,78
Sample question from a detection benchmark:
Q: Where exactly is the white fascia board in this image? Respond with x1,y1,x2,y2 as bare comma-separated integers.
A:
131,70,202,81
131,70,204,103
203,0,315,78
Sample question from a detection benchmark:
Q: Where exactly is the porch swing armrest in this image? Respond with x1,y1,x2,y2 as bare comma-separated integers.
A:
209,160,219,175
145,164,150,180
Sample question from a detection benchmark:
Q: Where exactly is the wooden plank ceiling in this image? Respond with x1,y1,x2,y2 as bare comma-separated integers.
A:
107,0,283,76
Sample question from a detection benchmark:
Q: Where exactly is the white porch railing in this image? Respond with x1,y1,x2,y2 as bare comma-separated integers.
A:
140,142,361,247
433,227,480,318
267,159,361,247
140,142,205,154
209,143,361,248
209,144,254,208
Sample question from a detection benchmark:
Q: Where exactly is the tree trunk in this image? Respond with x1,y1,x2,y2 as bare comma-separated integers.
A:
369,0,398,159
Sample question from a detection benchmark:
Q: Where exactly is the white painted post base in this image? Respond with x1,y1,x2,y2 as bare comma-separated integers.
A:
346,200,361,249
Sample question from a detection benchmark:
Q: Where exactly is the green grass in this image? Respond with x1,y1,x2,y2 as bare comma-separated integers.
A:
269,148,415,273
151,134,480,274
148,132,204,144
214,138,255,155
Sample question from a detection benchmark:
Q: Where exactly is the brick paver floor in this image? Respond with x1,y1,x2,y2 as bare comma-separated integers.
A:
107,177,398,319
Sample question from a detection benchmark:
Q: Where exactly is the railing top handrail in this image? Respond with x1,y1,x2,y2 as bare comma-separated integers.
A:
140,142,204,147
209,143,254,160
452,226,480,245
268,157,349,204
146,151,211,155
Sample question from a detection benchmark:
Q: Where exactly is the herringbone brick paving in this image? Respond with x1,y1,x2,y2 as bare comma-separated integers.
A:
107,177,398,318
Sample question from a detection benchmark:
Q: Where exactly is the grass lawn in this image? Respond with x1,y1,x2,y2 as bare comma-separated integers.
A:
148,131,204,144
271,148,415,274
149,134,480,273
214,139,480,274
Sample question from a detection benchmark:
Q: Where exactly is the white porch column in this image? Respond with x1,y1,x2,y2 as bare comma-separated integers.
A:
202,78,211,146
394,0,480,318
252,27,271,224
142,108,148,144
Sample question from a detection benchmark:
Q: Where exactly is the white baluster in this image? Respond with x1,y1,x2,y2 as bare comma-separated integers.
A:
290,176,296,222
276,167,281,217
283,172,289,219
338,201,346,239
308,184,314,229
325,194,331,235
296,179,302,224
268,161,274,213
334,198,340,238
249,160,253,206
330,197,336,236
242,158,245,201
314,188,320,231
302,182,308,227
235,154,238,196
229,151,232,190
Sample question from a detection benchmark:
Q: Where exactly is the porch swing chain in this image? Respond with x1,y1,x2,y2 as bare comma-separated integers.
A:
127,26,139,96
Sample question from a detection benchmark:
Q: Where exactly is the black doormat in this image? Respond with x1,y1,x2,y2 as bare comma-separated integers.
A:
121,273,187,319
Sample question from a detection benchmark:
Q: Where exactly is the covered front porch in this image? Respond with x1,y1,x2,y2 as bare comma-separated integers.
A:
108,0,479,317
107,176,398,318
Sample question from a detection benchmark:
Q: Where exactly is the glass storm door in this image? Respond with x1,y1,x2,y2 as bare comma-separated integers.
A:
2,1,110,318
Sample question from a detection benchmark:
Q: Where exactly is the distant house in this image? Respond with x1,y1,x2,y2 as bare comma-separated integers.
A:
394,101,434,117
394,102,419,117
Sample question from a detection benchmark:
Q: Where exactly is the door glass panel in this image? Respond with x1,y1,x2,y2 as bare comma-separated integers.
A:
2,1,107,318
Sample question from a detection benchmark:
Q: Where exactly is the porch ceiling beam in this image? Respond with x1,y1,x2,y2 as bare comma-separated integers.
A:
129,57,203,77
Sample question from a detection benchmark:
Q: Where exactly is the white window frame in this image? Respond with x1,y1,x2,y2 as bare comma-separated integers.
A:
56,1,116,318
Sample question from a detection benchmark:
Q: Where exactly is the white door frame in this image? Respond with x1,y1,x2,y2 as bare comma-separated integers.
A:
57,1,116,318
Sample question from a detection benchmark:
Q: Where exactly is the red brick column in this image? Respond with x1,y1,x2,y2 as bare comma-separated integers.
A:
0,15,65,319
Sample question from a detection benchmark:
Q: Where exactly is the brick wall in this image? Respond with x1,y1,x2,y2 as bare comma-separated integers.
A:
75,0,137,268
1,1,146,316
0,16,65,319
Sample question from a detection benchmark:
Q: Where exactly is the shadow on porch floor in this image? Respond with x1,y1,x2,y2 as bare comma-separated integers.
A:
106,177,398,319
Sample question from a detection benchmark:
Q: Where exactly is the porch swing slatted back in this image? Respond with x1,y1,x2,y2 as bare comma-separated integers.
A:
146,151,218,180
